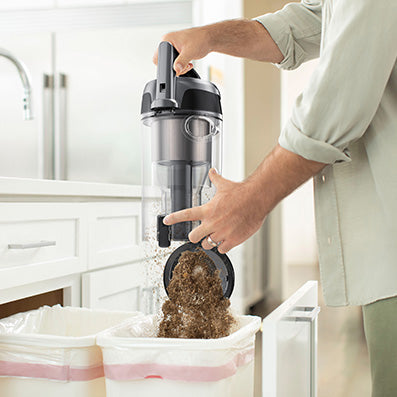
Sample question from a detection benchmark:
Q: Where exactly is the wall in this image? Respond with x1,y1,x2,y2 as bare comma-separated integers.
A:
244,0,288,303
244,0,288,174
281,60,319,267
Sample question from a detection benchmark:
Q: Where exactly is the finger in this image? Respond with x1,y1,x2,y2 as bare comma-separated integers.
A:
174,53,192,76
201,231,223,250
180,63,193,75
188,223,212,244
163,206,203,225
217,240,234,254
208,168,225,189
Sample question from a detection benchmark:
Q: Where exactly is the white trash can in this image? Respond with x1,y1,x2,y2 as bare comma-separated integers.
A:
97,314,261,397
0,305,142,397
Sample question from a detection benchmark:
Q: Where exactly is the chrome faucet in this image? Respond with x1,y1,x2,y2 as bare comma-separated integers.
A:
0,47,33,120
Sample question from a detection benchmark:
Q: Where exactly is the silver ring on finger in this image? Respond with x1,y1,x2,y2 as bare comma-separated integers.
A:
207,235,221,248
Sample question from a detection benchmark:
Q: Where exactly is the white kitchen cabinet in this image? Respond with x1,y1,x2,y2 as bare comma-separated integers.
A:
82,260,146,312
0,181,148,309
0,203,87,291
262,281,319,397
87,201,143,270
0,181,155,316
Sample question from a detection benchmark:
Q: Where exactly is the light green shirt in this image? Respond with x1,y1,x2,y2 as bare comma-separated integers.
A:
256,0,397,306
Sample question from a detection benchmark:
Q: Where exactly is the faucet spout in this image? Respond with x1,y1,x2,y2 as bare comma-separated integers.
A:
0,47,33,120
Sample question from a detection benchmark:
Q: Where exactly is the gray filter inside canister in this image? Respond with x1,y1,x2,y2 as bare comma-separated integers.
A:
152,116,213,240
170,161,192,240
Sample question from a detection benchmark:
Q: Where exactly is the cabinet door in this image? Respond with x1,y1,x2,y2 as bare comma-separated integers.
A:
82,261,146,312
87,201,143,270
55,24,188,184
262,281,320,397
0,32,52,178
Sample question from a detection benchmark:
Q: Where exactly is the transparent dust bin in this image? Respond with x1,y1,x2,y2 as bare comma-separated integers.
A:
141,113,222,247
0,305,142,397
97,314,261,397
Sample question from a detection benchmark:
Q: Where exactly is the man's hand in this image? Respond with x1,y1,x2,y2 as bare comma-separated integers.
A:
163,169,267,254
153,19,284,75
163,145,326,254
153,27,212,76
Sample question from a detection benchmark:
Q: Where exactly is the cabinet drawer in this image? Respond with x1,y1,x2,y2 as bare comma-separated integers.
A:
88,201,143,270
82,261,146,311
0,203,86,290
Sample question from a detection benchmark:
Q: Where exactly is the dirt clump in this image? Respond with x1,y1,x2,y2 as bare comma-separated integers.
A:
158,250,236,339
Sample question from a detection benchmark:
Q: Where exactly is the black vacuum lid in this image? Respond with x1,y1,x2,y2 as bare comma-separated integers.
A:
163,242,235,299
141,41,222,119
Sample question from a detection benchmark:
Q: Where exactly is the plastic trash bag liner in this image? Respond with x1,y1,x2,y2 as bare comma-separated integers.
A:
0,305,142,397
97,314,261,397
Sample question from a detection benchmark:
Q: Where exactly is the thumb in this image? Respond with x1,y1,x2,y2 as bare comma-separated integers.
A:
208,168,225,189
174,52,191,76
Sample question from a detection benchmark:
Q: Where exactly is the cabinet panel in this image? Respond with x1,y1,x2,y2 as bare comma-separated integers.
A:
0,203,86,290
262,281,319,397
0,32,52,178
82,261,145,312
88,201,143,270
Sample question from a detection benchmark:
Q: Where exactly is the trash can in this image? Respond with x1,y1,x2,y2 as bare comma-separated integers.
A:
97,314,261,397
0,305,142,397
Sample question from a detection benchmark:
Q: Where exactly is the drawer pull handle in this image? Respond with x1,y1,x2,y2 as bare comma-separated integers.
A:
8,241,56,250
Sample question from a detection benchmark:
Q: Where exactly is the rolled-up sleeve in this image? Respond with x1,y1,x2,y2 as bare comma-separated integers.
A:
255,0,322,70
279,0,397,164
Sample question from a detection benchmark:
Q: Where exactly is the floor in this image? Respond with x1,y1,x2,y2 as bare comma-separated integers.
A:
252,265,371,397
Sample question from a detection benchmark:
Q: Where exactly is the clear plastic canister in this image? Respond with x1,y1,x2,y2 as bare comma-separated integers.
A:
141,112,222,244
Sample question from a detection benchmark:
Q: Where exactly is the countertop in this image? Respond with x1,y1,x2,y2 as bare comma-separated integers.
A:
0,177,142,198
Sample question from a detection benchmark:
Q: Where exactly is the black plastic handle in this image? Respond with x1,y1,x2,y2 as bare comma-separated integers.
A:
151,41,178,109
151,41,200,110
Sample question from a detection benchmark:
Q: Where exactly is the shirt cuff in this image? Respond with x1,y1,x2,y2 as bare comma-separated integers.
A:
279,119,351,164
254,13,305,71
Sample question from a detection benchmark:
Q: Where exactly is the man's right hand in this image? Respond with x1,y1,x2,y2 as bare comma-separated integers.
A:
152,20,284,75
152,27,213,76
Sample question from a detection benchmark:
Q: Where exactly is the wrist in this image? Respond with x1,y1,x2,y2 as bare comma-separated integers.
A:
204,23,221,53
242,176,273,220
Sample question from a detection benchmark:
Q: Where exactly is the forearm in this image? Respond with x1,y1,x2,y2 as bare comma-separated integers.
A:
159,18,284,74
246,144,326,217
206,19,284,63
